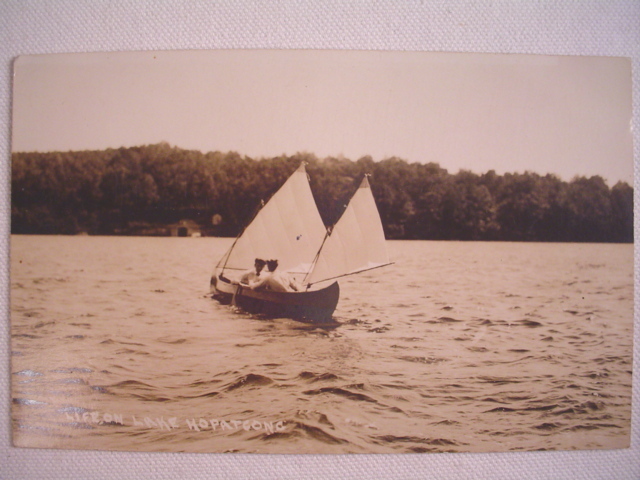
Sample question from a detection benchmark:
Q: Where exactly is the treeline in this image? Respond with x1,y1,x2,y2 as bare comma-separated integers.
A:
11,143,633,242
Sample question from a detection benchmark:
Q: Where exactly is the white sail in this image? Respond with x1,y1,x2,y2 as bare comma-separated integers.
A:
217,164,327,279
305,176,390,287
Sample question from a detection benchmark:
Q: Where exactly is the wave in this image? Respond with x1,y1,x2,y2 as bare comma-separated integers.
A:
91,378,173,401
398,356,446,365
157,337,187,345
293,421,347,444
569,423,623,431
224,374,274,392
367,326,390,333
426,316,463,324
297,371,340,382
514,319,543,328
177,390,220,400
533,422,563,431
372,434,463,452
33,277,70,284
476,376,523,385
101,340,146,346
255,420,347,446
303,386,378,404
375,434,460,446
120,379,164,389
34,321,56,329
431,419,461,426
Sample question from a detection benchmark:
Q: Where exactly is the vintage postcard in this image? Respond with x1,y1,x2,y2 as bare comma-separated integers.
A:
10,50,633,453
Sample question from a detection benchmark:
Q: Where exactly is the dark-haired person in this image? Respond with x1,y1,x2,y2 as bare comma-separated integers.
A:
249,259,300,292
238,258,266,285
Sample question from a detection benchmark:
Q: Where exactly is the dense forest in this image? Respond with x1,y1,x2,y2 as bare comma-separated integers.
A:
11,143,633,242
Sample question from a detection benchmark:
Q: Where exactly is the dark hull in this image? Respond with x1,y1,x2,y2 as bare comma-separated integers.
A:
211,275,340,323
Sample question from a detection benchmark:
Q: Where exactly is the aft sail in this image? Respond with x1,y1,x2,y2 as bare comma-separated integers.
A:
217,164,327,278
304,175,390,287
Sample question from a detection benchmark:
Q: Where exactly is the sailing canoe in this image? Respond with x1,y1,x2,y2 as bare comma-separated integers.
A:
211,275,340,323
211,163,390,323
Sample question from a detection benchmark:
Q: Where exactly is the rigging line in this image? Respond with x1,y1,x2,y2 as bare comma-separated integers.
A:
218,196,265,274
306,262,394,289
303,229,331,290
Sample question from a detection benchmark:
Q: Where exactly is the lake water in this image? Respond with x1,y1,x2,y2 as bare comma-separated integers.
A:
10,235,633,453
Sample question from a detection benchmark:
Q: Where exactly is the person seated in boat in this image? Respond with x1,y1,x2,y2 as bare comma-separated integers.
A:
249,259,300,292
238,258,266,285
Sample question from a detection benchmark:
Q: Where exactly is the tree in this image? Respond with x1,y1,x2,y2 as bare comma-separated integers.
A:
439,171,498,240
610,182,633,242
563,176,613,242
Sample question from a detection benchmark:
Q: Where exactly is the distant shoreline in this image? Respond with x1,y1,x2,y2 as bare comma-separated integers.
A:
11,144,633,243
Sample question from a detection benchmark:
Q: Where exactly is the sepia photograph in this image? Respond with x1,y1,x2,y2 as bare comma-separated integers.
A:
10,49,633,454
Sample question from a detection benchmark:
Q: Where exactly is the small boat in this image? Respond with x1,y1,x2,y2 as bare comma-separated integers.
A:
210,163,391,323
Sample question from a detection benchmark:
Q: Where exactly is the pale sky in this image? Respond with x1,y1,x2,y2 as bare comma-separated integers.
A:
12,50,634,185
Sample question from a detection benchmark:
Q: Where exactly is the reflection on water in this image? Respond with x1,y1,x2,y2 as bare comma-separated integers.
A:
11,236,633,453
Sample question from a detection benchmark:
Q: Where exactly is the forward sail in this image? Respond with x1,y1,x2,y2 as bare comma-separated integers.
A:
217,164,327,279
304,175,390,287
